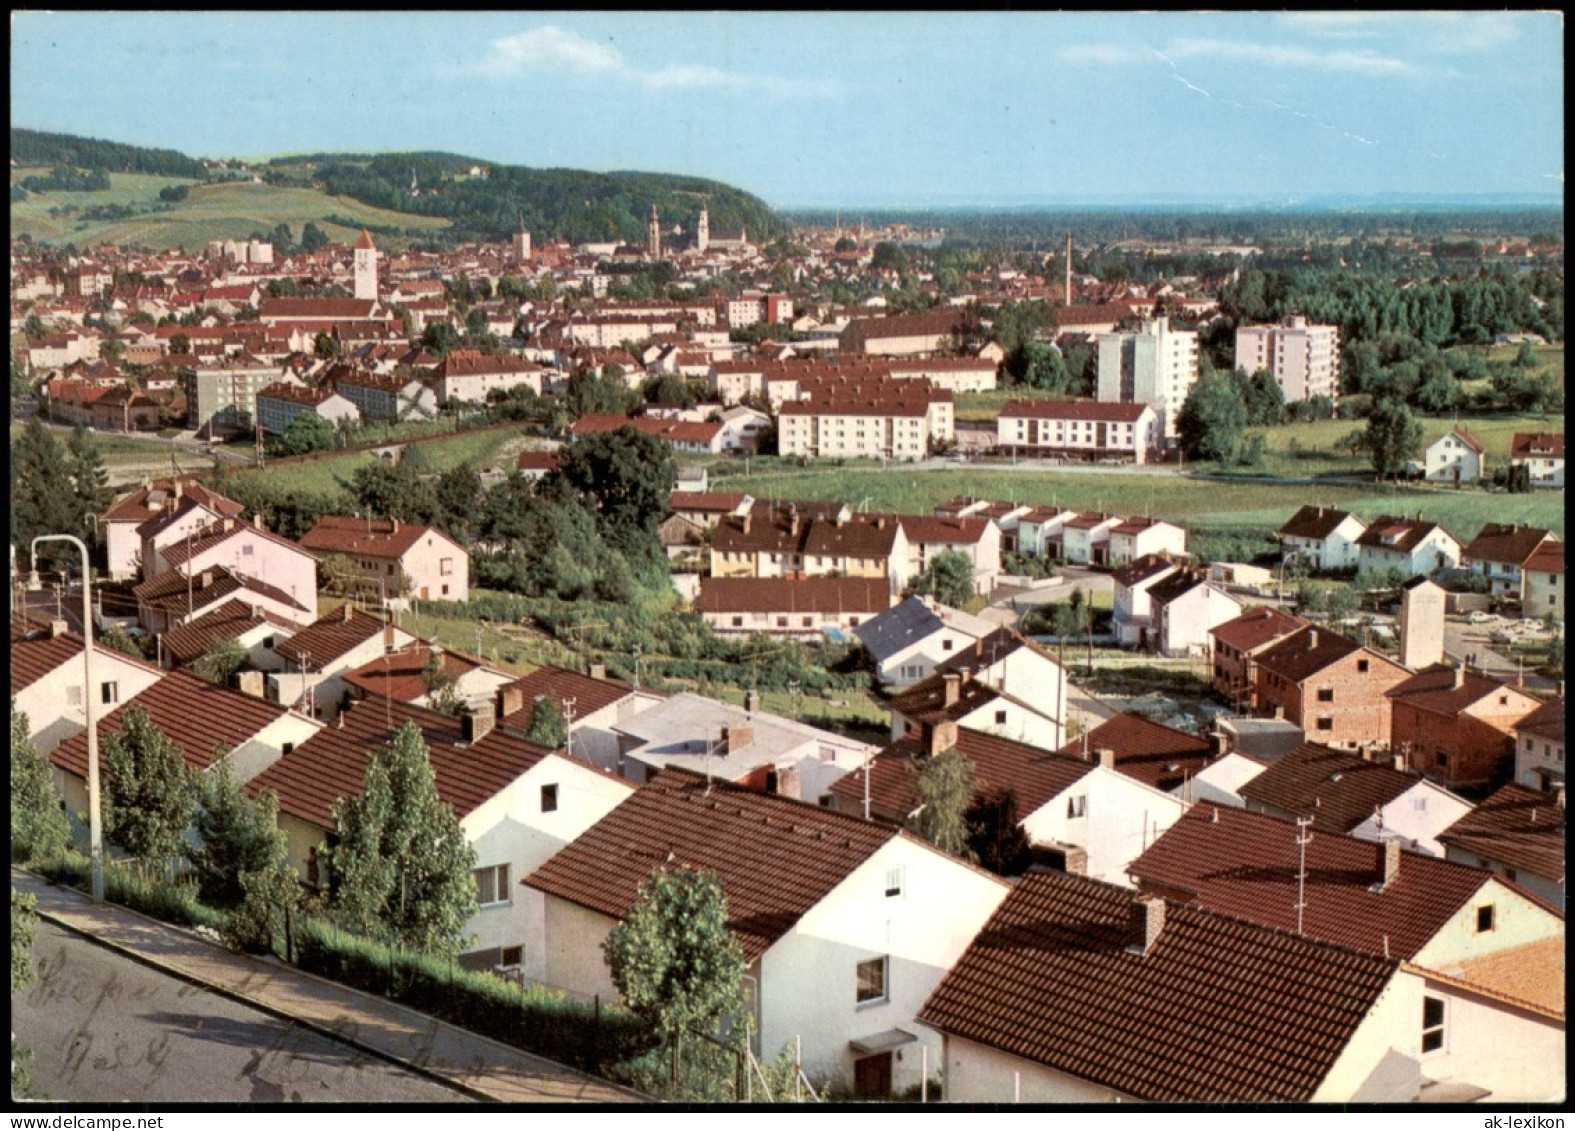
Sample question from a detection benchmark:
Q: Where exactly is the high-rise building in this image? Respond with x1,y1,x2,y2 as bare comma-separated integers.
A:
1095,316,1198,442
696,204,710,253
353,229,378,301
512,229,532,262
648,204,662,260
1234,315,1341,403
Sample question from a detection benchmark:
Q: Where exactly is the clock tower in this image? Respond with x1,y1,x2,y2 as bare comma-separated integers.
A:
647,204,662,261
353,229,378,301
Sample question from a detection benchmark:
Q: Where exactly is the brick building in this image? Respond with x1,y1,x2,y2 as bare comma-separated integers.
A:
1253,626,1409,748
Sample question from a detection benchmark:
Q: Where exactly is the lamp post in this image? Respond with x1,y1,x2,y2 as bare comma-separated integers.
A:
30,534,103,900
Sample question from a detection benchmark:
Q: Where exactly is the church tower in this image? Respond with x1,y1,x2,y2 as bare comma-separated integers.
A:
353,229,378,301
648,204,662,261
696,204,710,253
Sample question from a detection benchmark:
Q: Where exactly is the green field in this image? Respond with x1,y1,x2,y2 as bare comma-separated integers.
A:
222,425,523,500
11,173,449,250
719,465,1564,538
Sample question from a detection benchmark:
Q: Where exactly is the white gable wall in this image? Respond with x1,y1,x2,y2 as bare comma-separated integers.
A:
1022,765,1188,886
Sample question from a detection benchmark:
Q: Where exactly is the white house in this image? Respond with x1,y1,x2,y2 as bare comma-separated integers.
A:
852,595,997,687
12,624,166,754
886,670,1066,753
524,768,1011,1097
99,478,245,582
245,697,635,980
1277,505,1367,572
1438,783,1565,911
1422,427,1487,484
898,516,1003,596
1512,698,1565,795
494,663,666,775
1057,513,1123,566
267,605,417,717
1111,554,1183,647
1014,507,1079,558
1509,432,1564,489
1105,517,1186,567
1146,571,1244,658
1355,515,1463,578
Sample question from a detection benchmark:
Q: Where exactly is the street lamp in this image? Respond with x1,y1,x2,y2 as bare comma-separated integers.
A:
30,534,103,901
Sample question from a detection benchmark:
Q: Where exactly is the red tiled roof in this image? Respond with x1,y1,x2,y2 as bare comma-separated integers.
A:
497,664,638,728
570,414,721,445
342,642,492,705
1355,514,1456,554
1209,606,1309,654
999,398,1152,423
524,768,901,963
1056,713,1212,794
1128,806,1525,960
299,515,458,561
669,491,746,513
1445,426,1486,455
1238,743,1425,834
1254,626,1366,684
272,605,385,668
132,564,310,616
1515,697,1565,742
1437,782,1566,881
354,229,376,251
917,869,1399,1103
1524,543,1565,575
246,697,570,831
52,670,295,780
9,627,160,695
1384,663,1538,719
158,519,314,572
514,451,560,472
1277,505,1361,542
827,727,1092,825
1462,523,1560,568
161,598,278,666
1510,432,1564,460
695,576,893,616
898,515,990,545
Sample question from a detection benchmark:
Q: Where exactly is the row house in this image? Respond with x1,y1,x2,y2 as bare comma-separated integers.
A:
11,623,166,755
42,379,161,431
667,490,751,530
884,356,998,393
1277,505,1367,572
568,412,725,455
898,515,1002,595
132,564,314,637
996,399,1160,464
1106,516,1186,566
1439,782,1565,910
894,629,1071,752
257,296,383,326
333,370,439,423
425,350,547,404
342,641,514,714
1357,514,1463,577
493,663,664,774
1058,512,1123,565
298,515,470,603
1509,432,1564,488
1387,664,1543,794
268,604,416,718
159,597,296,675
694,576,895,639
1521,541,1565,621
254,382,362,435
1513,697,1564,794
709,503,913,590
1013,507,1080,557
1461,523,1562,601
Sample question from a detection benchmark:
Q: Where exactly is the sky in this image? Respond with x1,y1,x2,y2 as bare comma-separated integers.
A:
10,11,1565,208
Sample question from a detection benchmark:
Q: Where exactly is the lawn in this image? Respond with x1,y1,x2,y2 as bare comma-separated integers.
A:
11,174,450,250
222,425,524,500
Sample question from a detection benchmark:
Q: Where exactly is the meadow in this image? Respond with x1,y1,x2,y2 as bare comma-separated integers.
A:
11,173,448,249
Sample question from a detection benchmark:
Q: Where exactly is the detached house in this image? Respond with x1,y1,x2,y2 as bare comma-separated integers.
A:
1509,432,1564,488
1276,505,1366,572
1513,697,1565,794
524,768,1011,1098
1386,665,1543,793
299,516,470,603
852,595,997,687
1521,541,1565,622
1422,427,1486,484
100,477,244,581
11,624,165,754
1144,569,1243,658
1461,523,1562,601
897,515,1002,595
1253,626,1410,748
1356,514,1462,578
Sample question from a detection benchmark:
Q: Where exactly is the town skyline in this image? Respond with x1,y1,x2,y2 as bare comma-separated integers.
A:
10,11,1565,208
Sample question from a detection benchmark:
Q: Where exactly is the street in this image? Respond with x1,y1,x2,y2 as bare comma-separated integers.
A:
12,919,474,1104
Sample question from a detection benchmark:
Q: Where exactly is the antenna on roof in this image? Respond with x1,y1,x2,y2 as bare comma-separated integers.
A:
1294,815,1314,936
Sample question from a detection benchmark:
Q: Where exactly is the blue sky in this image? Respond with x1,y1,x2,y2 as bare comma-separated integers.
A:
10,11,1564,208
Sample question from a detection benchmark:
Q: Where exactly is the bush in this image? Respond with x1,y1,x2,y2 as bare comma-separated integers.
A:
294,918,654,1075
28,850,228,932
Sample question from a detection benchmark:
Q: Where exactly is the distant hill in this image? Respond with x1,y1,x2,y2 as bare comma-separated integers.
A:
11,128,207,179
10,128,785,250
265,150,785,246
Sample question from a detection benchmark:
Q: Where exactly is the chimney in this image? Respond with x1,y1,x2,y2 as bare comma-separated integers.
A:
462,701,496,744
1453,664,1465,689
199,570,213,589
1209,731,1228,758
722,724,753,754
925,718,959,758
498,684,525,721
384,621,395,654
1307,629,1318,650
1063,845,1088,877
1096,747,1116,770
234,670,265,700
1272,705,1285,721
253,513,264,531
49,619,68,639
343,602,354,622
742,511,752,534
744,688,761,713
1380,838,1401,889
1393,753,1406,772
222,517,235,533
1130,895,1166,956
174,480,184,499
973,638,983,658
589,662,606,681
390,518,399,534
942,671,962,707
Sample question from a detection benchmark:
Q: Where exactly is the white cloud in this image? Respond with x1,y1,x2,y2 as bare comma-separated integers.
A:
1279,11,1527,53
1058,33,1421,75
460,24,840,98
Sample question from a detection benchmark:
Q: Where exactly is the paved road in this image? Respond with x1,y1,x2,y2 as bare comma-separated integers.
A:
14,918,473,1105
1443,618,1560,692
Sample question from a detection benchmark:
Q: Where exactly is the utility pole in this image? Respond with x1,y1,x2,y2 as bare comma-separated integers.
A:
1294,816,1314,936
559,695,576,755
632,643,642,689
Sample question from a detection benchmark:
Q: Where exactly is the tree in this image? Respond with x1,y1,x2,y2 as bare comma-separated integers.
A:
524,696,568,748
11,701,69,862
271,411,338,457
1176,370,1249,464
1326,586,1361,622
420,651,466,717
565,366,641,417
1012,341,1072,394
911,549,975,610
965,787,1031,877
11,418,77,564
299,222,330,253
1355,398,1425,481
602,866,746,1090
327,721,477,955
312,330,341,360
432,463,483,545
192,635,248,685
870,242,907,274
169,332,191,356
102,704,197,861
908,746,976,860
550,427,676,565
187,750,289,910
98,623,146,660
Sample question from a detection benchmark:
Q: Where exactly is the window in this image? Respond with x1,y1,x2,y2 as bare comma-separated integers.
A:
101,681,119,705
440,558,454,576
1316,688,1334,703
1421,996,1446,1054
282,742,295,757
856,956,889,1004
473,863,511,906
802,616,813,627
500,944,523,967
387,563,396,576
1476,904,1495,933
1356,659,1370,673
884,867,904,898
732,616,744,628
994,709,1008,725
1316,718,1333,732
1435,750,1449,768
242,543,254,556
67,686,82,707
941,638,954,653
1067,794,1087,819
541,784,559,813
776,616,788,628
441,585,449,596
